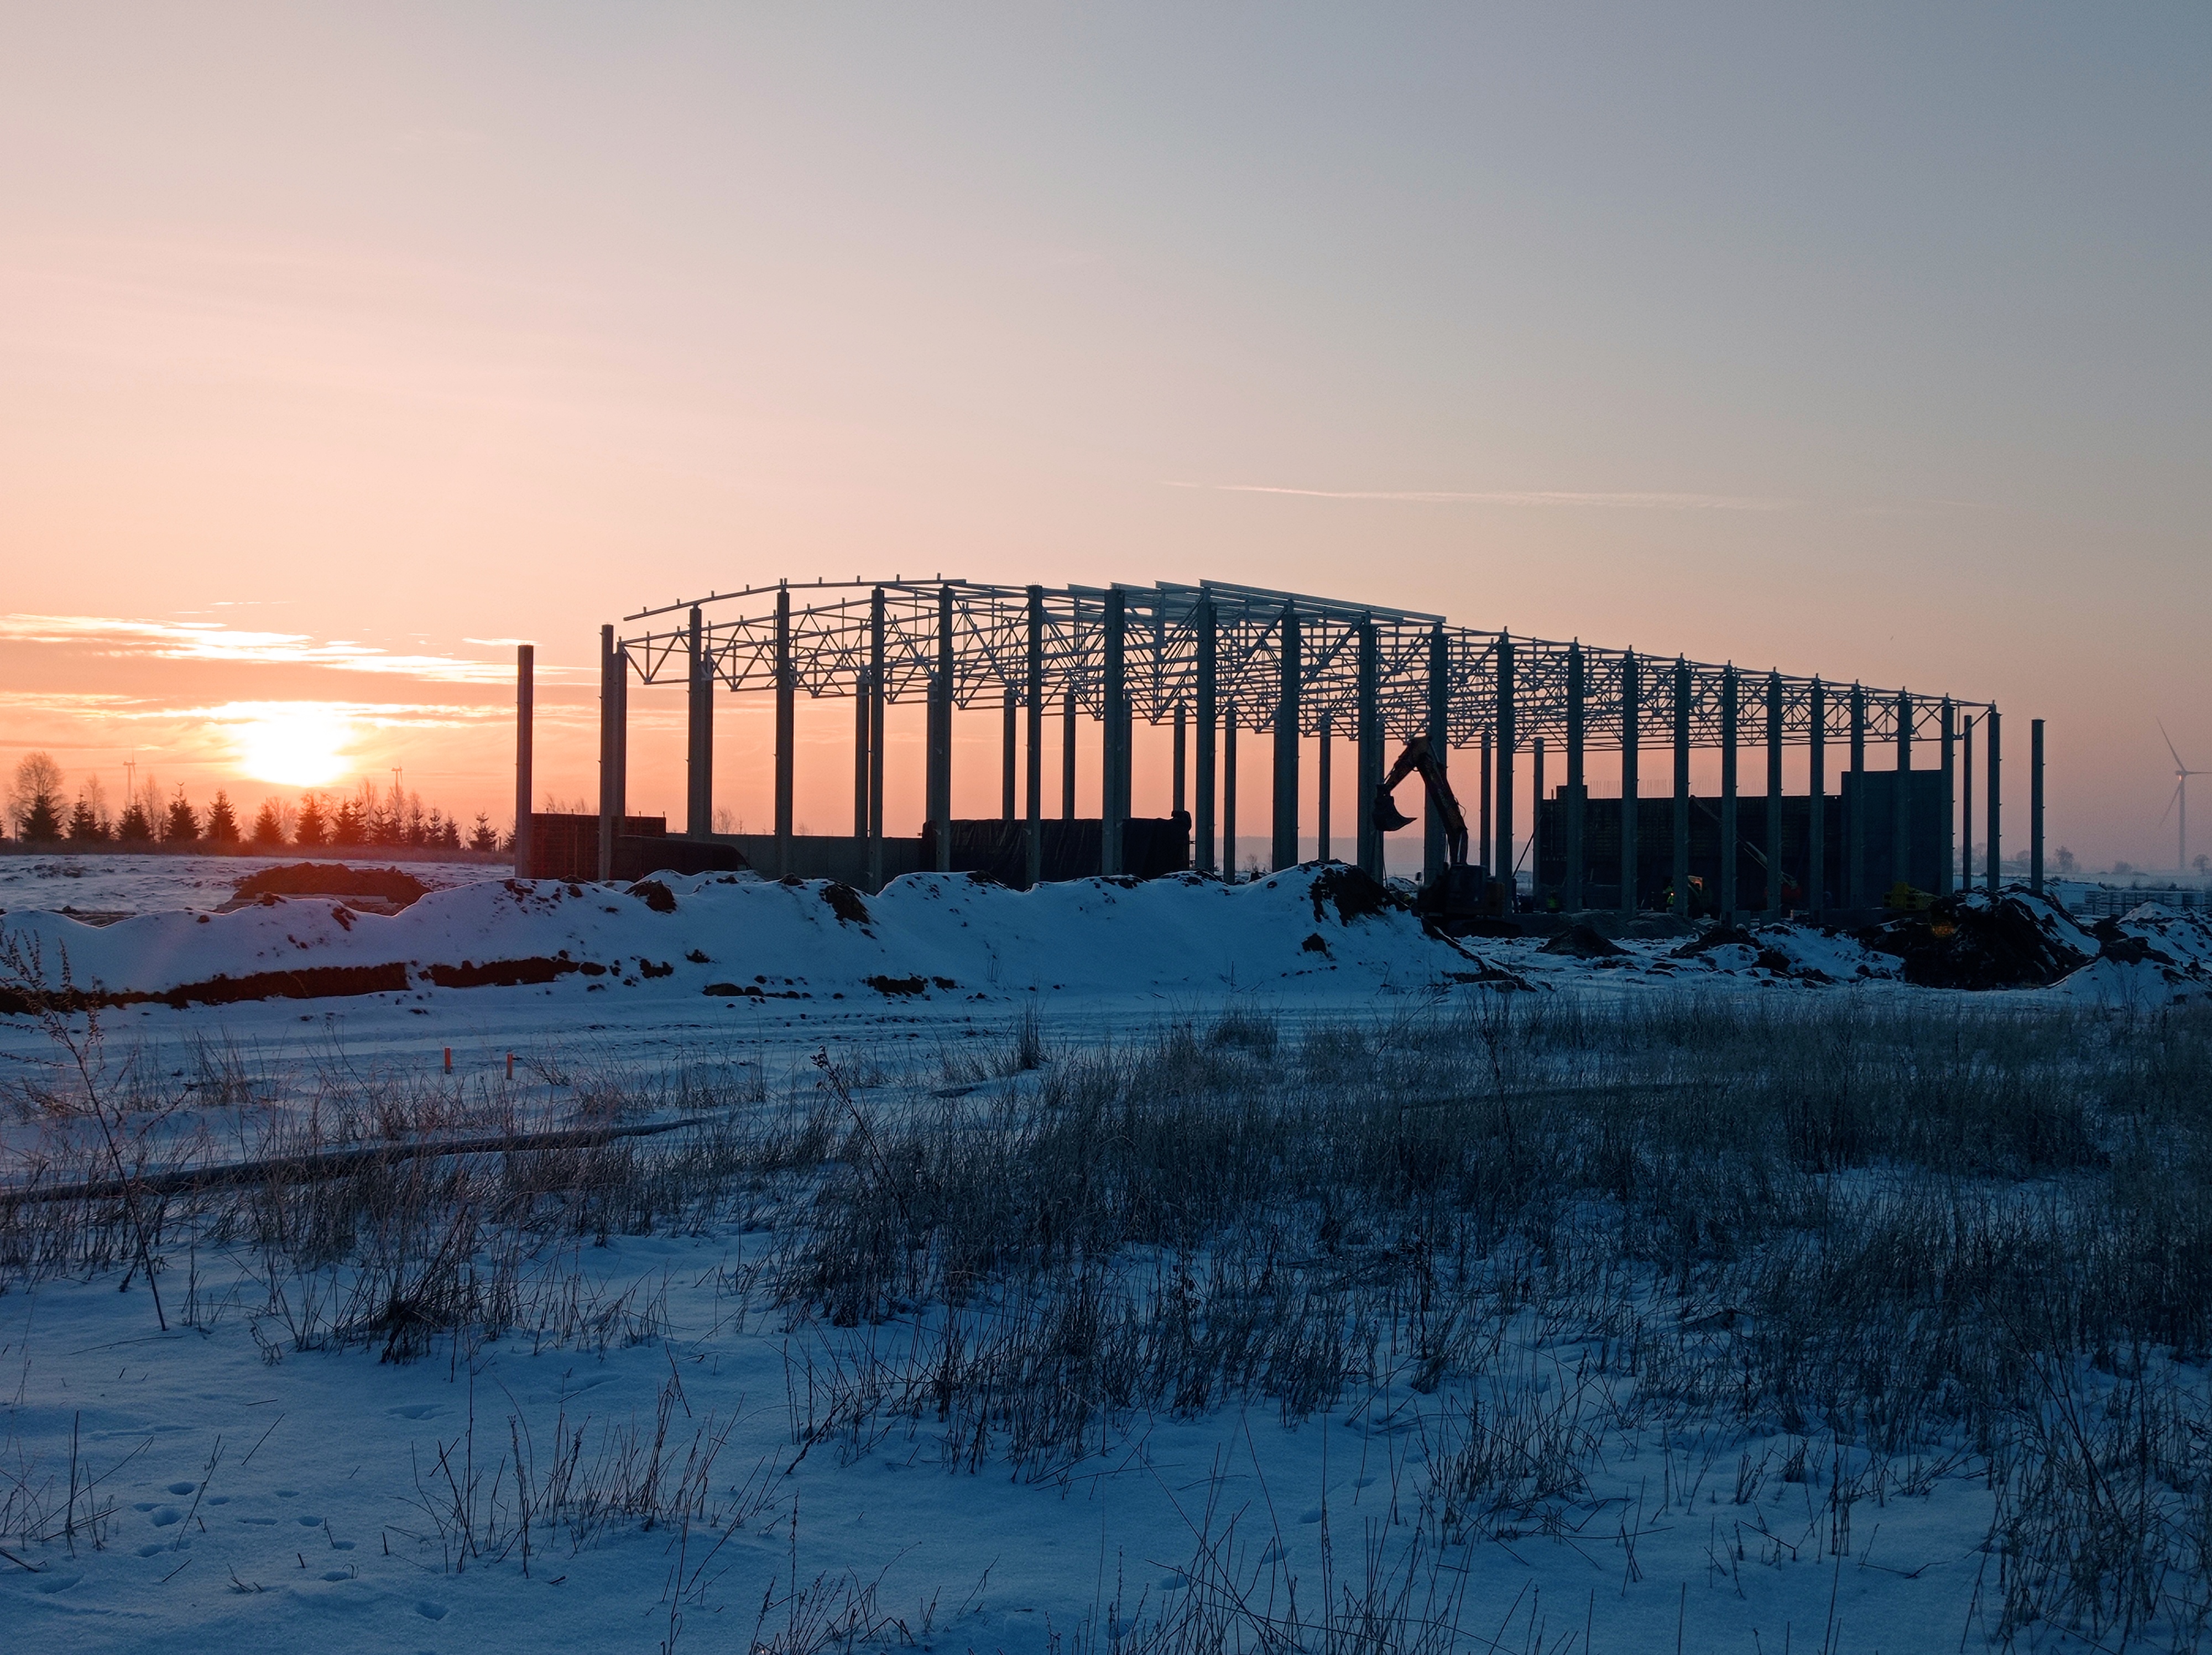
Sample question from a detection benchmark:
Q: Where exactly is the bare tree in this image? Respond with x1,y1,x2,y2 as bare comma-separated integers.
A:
7,751,65,840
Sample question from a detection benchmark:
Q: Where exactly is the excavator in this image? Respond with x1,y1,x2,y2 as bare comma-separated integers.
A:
1373,735,1496,926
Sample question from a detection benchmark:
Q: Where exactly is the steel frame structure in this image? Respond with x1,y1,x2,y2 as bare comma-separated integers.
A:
586,576,2026,915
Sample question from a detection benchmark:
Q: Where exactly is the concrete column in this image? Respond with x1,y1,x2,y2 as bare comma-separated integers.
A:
1026,586,1044,888
1357,621,1380,878
928,585,953,872
1719,668,1739,919
1620,651,1639,915
686,607,712,839
1530,737,1545,903
514,643,534,875
1495,633,1515,898
1223,705,1238,879
1848,685,1866,908
2031,717,2045,896
1671,658,1691,918
1272,603,1300,872
1001,686,1018,823
1808,679,1826,914
1986,709,2002,895
1062,692,1077,821
1767,673,1784,917
853,665,869,841
1478,733,1492,872
1195,592,1217,872
1317,713,1332,862
1565,642,1585,909
1172,701,1187,819
598,623,618,881
868,588,886,892
1939,699,1956,897
1102,587,1126,875
1424,627,1448,884
775,586,794,878
1892,690,1913,899
1965,714,1980,888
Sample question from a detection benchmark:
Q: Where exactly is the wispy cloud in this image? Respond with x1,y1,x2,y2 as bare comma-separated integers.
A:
1168,482,1789,511
0,613,535,684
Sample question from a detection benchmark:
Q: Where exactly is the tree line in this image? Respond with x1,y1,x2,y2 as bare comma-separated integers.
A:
3,752,503,852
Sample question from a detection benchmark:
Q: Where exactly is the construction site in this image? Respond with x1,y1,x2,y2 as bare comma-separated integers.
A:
513,576,2045,927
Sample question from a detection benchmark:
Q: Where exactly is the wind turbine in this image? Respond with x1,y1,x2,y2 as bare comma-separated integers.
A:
2159,722,2206,876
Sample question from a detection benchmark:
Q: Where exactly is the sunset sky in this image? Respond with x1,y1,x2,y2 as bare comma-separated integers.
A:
3,7,2206,867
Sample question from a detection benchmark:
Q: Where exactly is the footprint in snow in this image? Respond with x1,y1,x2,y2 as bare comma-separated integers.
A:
135,1543,168,1558
388,1404,440,1420
298,1515,325,1527
416,1601,449,1621
149,1507,184,1526
165,1481,197,1495
321,1569,353,1583
1298,1507,1322,1523
35,1573,82,1594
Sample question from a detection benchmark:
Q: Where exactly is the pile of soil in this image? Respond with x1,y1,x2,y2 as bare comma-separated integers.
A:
1541,922,1624,959
231,862,430,910
1862,894,2091,989
1670,923,1796,974
1308,863,1407,925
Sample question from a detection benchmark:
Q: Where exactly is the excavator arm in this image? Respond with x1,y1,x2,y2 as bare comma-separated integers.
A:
1372,735,1469,867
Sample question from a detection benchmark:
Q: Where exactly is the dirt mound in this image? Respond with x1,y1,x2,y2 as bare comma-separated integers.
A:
627,878,677,913
1541,922,1624,959
232,862,430,909
1670,923,1798,975
1863,894,2092,989
1308,863,1407,925
821,883,872,926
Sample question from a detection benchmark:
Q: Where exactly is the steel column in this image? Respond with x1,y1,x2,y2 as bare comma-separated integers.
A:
1719,668,1739,919
1102,587,1126,875
1892,690,1912,901
1273,602,1300,871
853,663,869,840
1672,658,1691,918
1357,621,1380,878
1620,652,1639,915
1766,672,1783,917
1564,642,1584,909
685,607,712,839
1195,592,1217,872
1002,687,1018,822
1026,586,1044,888
1848,685,1866,908
1425,627,1448,884
868,588,885,891
928,585,952,872
775,586,794,877
598,623,618,881
1172,702,1187,819
1496,634,1516,902
1808,679,1826,914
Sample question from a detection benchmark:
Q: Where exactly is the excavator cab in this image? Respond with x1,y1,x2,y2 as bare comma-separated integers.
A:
1371,735,1503,929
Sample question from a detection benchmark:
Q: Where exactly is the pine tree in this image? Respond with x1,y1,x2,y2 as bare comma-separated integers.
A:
163,789,199,845
204,790,241,845
439,815,462,850
469,812,498,852
251,799,286,846
331,797,363,846
116,800,154,842
67,795,109,842
295,793,327,847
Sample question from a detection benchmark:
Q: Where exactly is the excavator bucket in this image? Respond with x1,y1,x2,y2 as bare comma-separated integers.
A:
1371,784,1416,832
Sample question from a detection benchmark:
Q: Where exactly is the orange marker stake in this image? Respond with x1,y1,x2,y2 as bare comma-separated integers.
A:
505,1052,515,1080
443,1047,452,1074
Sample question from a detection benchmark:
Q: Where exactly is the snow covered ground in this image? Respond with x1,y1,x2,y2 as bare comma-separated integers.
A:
3,863,2209,1652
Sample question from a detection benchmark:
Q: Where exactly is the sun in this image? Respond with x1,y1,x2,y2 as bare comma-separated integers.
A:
233,706,355,788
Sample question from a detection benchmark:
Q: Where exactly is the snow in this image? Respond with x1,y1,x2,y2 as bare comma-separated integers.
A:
2,864,2203,1652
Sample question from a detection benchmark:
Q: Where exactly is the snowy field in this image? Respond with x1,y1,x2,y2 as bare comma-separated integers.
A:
3,863,2210,1653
